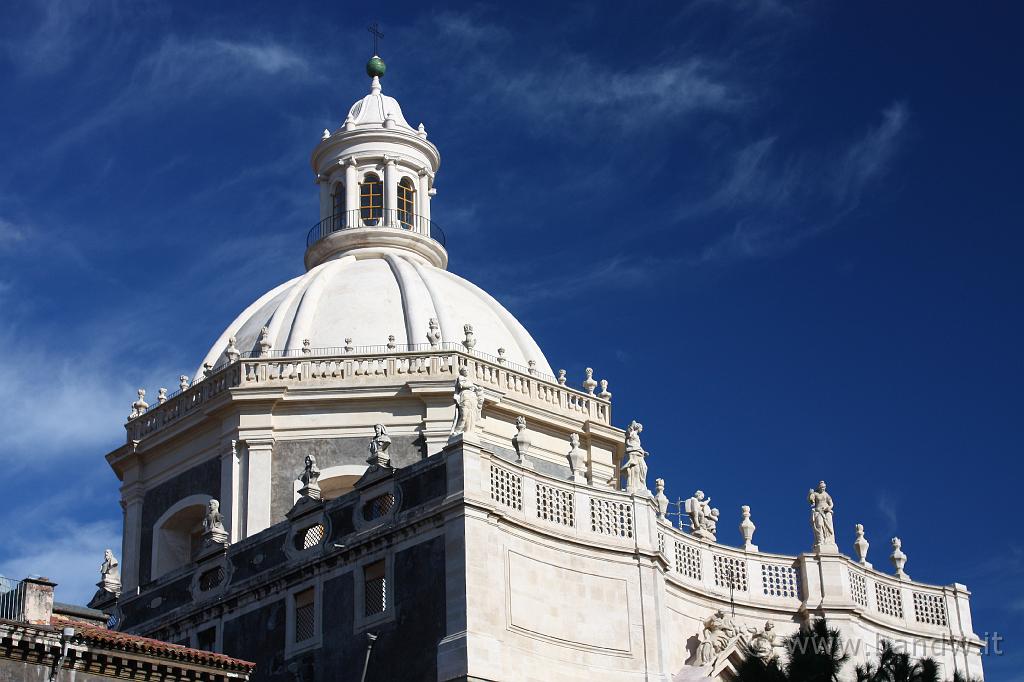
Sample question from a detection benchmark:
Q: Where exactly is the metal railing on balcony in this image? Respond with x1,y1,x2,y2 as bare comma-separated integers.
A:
0,576,26,622
306,209,446,249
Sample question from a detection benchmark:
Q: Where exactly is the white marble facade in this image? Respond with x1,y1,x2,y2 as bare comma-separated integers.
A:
106,58,985,681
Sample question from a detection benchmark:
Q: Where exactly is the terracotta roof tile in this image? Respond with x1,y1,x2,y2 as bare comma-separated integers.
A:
51,615,255,672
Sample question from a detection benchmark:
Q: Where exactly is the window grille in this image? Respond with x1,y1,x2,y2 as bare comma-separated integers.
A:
761,563,800,599
675,543,702,581
713,554,748,592
198,566,226,592
294,588,315,642
913,591,948,626
589,498,634,538
875,582,904,619
398,178,415,228
536,483,574,527
301,524,325,550
363,493,396,521
490,465,522,510
364,561,387,617
849,570,868,608
360,175,383,224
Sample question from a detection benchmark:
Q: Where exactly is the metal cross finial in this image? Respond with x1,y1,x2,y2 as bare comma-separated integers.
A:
368,22,384,56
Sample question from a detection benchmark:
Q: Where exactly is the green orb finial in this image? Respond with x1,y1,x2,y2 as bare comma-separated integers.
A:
366,56,386,79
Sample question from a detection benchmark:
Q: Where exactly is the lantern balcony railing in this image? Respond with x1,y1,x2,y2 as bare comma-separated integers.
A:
306,209,446,250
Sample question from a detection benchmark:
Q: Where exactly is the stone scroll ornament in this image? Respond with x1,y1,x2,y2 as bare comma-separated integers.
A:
622,420,649,495
449,367,484,441
367,423,392,468
808,480,837,552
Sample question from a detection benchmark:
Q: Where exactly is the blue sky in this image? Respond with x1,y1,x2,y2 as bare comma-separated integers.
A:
1,0,1021,676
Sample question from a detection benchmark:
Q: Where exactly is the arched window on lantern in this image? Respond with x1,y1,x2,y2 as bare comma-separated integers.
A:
360,173,383,225
397,177,416,230
332,182,345,229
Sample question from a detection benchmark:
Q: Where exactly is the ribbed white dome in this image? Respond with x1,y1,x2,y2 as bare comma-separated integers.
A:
197,254,554,377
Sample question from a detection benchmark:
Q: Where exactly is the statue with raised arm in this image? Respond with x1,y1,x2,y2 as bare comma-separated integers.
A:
450,367,483,440
686,490,716,540
368,423,392,468
622,420,649,494
99,549,121,595
808,480,837,551
745,622,777,662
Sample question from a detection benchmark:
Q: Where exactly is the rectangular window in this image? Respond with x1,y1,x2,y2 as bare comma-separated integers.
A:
363,560,387,617
294,587,315,643
196,626,217,652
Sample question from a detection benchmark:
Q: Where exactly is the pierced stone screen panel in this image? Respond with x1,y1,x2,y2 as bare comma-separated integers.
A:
913,592,948,626
761,563,800,599
713,554,748,592
536,483,575,527
364,561,387,617
490,465,523,510
301,524,325,550
675,542,702,581
875,582,904,619
849,570,868,608
198,566,226,592
362,493,396,521
589,498,634,538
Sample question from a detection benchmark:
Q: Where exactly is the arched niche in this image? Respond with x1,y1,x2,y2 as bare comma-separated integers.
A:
151,494,211,580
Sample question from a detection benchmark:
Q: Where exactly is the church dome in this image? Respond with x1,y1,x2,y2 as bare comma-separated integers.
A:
196,253,554,377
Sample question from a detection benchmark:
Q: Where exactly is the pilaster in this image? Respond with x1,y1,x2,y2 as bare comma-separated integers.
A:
242,436,275,538
120,478,145,592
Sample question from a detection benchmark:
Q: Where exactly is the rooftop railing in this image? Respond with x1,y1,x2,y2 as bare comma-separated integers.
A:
306,209,446,249
0,576,26,622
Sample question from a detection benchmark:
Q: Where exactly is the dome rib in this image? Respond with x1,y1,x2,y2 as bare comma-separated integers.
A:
285,258,345,351
384,254,438,347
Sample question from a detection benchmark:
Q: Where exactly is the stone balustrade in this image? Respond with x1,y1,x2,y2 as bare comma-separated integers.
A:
125,347,610,442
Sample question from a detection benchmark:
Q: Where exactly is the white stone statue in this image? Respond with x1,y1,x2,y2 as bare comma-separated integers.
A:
740,505,757,551
302,338,312,355
387,334,396,350
99,549,121,595
462,323,476,350
344,337,354,353
203,362,214,378
129,389,148,418
582,367,597,395
157,387,168,404
854,523,870,566
225,336,240,363
567,433,585,481
654,479,669,521
697,609,739,666
496,347,507,365
686,490,716,540
299,455,322,500
202,499,228,544
179,375,190,391
598,379,611,400
622,420,649,495
745,622,777,663
258,326,272,357
808,480,837,551
368,424,392,468
427,318,441,348
512,416,533,467
557,369,566,386
450,367,484,440
527,360,537,376
890,537,909,579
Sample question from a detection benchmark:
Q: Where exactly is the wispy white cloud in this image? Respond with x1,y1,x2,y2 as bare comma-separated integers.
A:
831,101,909,204
876,492,900,532
0,217,28,247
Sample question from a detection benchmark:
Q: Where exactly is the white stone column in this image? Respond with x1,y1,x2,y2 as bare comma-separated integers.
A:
417,170,431,232
243,437,275,538
345,159,359,219
384,158,397,225
120,481,145,592
220,439,241,542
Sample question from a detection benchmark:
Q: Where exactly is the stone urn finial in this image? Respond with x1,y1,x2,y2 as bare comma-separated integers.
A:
157,387,168,404
567,433,585,482
654,479,670,522
890,537,909,579
512,416,532,468
854,523,871,566
740,505,757,551
225,336,240,363
130,389,149,419
427,318,441,348
557,369,567,386
462,323,476,350
179,375,190,391
582,368,597,395
258,326,272,357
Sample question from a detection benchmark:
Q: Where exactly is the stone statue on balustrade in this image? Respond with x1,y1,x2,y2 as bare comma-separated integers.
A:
697,609,739,666
622,420,649,495
686,490,719,541
99,549,121,596
426,318,441,348
449,367,485,442
808,480,837,552
367,424,392,468
299,455,322,500
202,499,229,545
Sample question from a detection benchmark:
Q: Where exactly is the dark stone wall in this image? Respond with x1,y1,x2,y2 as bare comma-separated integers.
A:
230,531,289,585
222,599,287,682
271,436,424,521
139,457,221,585
396,459,447,510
